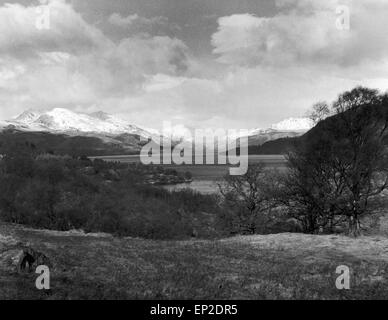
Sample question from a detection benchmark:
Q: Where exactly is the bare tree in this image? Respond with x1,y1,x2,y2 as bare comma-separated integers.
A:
278,146,352,234
329,87,388,235
219,163,277,234
308,101,331,125
283,87,388,236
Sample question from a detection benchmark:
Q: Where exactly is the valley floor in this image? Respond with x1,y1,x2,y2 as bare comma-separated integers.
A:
1,222,388,299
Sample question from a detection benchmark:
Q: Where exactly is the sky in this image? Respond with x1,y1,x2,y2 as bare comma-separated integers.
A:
0,0,388,130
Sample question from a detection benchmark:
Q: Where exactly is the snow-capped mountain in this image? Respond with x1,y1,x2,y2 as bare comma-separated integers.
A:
15,110,41,123
270,117,313,132
1,109,314,150
4,108,153,138
241,117,313,147
230,117,313,140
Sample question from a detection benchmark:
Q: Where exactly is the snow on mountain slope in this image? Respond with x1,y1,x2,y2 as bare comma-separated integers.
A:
270,117,313,132
14,110,41,124
230,118,313,141
4,108,153,138
2,109,314,150
236,118,313,147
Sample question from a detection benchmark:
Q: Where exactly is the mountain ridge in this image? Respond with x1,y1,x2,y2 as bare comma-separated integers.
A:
1,108,313,137
3,108,153,139
0,108,314,155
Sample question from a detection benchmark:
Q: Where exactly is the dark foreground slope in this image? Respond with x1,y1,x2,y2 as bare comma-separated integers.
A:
1,222,388,300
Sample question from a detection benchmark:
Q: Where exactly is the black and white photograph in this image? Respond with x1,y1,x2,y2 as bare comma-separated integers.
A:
0,0,388,305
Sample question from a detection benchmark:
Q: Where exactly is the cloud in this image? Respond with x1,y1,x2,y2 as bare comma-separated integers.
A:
108,13,169,28
187,0,388,131
0,0,191,119
1,0,387,131
107,13,181,36
109,65,370,131
0,0,109,58
142,74,186,92
211,0,388,68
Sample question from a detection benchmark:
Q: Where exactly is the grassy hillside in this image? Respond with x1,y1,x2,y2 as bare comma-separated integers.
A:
1,222,388,300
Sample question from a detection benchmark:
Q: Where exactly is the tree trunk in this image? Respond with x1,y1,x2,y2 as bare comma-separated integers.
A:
328,215,334,233
348,215,361,237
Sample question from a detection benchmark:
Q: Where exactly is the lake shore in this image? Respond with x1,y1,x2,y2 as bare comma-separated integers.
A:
90,155,288,193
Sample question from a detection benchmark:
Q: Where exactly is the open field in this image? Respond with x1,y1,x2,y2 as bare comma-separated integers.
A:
1,222,388,300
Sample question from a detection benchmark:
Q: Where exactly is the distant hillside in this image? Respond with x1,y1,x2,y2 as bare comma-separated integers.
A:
247,137,299,155
249,102,388,155
1,108,317,157
0,129,144,156
3,108,153,138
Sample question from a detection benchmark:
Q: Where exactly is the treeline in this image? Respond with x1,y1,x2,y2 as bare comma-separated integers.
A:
0,143,223,239
0,130,141,156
